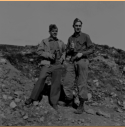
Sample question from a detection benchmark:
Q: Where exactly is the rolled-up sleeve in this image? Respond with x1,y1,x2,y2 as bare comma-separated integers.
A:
86,35,93,48
79,34,95,56
37,40,44,55
86,35,95,51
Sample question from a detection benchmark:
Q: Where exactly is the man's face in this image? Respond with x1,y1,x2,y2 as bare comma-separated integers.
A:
50,28,58,38
73,21,82,33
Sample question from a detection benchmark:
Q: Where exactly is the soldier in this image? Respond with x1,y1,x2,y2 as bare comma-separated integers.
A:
25,24,65,112
63,18,95,114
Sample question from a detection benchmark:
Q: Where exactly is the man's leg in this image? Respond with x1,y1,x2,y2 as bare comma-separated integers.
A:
49,65,63,110
25,66,49,105
60,63,76,106
74,59,89,114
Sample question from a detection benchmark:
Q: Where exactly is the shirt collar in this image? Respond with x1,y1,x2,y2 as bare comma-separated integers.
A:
49,36,59,41
72,32,82,38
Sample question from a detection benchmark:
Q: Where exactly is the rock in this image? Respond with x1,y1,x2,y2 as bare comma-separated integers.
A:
58,117,62,121
20,111,25,116
110,92,117,97
96,110,111,118
122,115,125,119
44,110,48,114
78,121,82,125
73,89,77,96
48,122,52,125
87,93,92,100
14,91,23,96
84,123,90,126
35,78,38,81
40,116,45,122
122,87,125,91
15,98,21,103
3,95,7,100
23,115,28,119
118,108,123,113
0,58,7,64
29,59,34,62
113,117,120,122
115,107,123,113
123,96,125,99
10,101,17,108
79,119,85,123
0,83,2,87
114,123,121,126
33,101,39,106
74,96,80,106
91,102,98,106
8,123,12,126
36,107,40,110
71,119,75,123
95,82,99,87
119,79,123,84
93,79,98,83
117,100,122,106
8,96,13,100
0,113,5,118
35,112,39,115
110,98,114,103
86,108,95,115
2,84,5,88
68,118,73,121
123,101,125,108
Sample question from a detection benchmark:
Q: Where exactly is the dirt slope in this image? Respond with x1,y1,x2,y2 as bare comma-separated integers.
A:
0,53,125,126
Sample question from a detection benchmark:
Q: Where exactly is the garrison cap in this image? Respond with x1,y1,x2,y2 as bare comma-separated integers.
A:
73,18,82,26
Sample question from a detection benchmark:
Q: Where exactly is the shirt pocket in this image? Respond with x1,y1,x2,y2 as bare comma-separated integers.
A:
77,38,86,46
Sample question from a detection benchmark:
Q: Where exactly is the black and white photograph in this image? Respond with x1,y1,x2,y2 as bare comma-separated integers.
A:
0,1,125,126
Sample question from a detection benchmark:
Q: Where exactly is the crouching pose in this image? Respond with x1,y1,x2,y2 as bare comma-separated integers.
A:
25,24,65,111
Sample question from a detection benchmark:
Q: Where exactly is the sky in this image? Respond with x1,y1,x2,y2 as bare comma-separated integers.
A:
0,1,125,50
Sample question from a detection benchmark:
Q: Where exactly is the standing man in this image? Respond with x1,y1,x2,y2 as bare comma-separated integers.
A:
63,18,94,114
25,24,65,112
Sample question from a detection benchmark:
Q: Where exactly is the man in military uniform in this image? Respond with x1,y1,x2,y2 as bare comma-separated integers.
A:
63,18,94,114
25,24,65,111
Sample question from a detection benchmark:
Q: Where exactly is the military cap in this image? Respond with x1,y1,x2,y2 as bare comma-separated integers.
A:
73,18,82,26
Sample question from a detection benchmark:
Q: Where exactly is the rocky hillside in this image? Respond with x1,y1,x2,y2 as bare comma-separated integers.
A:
1,43,125,78
0,43,125,125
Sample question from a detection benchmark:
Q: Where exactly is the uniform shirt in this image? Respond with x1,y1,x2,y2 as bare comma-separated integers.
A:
67,32,93,57
49,37,61,60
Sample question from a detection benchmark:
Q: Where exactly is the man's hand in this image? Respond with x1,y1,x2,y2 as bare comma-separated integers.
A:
76,53,83,58
61,53,66,61
70,53,83,62
59,56,64,64
49,54,55,60
59,53,66,64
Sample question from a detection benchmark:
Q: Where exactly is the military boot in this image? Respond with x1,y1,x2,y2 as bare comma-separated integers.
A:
25,98,34,105
74,98,85,114
65,97,73,106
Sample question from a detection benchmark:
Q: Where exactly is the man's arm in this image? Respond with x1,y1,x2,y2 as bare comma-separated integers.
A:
73,34,94,61
37,40,55,60
80,34,95,56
